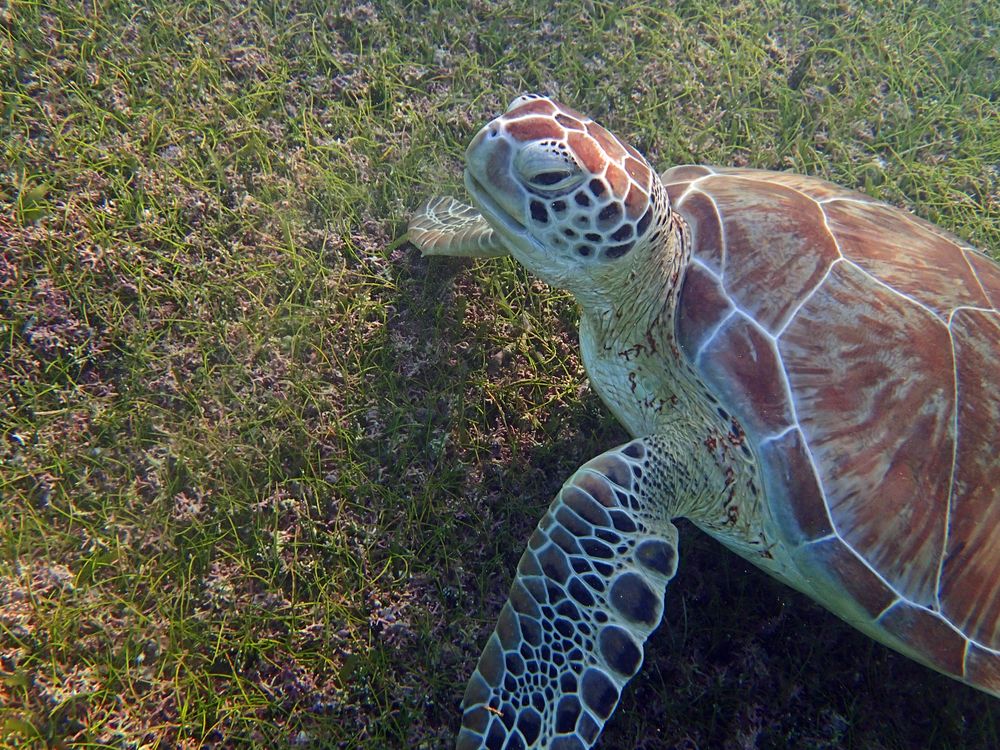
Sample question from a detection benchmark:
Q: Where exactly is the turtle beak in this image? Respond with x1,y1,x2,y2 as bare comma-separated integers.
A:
466,124,489,154
465,121,523,222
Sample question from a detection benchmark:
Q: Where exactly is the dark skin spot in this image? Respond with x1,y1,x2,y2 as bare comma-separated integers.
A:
637,207,653,235
635,539,676,576
578,714,601,745
484,719,505,750
559,672,577,693
555,506,592,537
550,524,583,554
609,572,659,626
550,736,586,750
554,618,575,638
608,509,637,533
555,600,581,620
611,223,633,241
599,625,642,676
580,538,614,559
598,202,622,225
517,709,542,745
606,241,634,258
594,527,621,544
563,488,609,526
622,442,644,459
580,668,619,720
505,652,525,676
555,694,581,733
538,545,571,584
568,578,595,606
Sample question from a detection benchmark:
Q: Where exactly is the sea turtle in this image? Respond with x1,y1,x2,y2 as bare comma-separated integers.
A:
407,94,1000,750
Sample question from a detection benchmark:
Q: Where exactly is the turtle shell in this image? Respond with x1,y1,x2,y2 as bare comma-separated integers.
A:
666,165,1000,693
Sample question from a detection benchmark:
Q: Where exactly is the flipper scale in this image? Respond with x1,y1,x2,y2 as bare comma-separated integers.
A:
408,196,508,258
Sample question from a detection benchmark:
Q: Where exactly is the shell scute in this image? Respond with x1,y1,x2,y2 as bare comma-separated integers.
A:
697,314,794,437
779,261,955,607
940,308,1000,648
700,175,841,333
678,166,1000,690
879,601,967,676
966,643,1000,694
712,166,875,204
676,263,732,359
661,164,714,184
757,429,831,543
966,249,1000,309
822,199,990,316
640,159,1000,692
675,190,724,273
799,537,896,618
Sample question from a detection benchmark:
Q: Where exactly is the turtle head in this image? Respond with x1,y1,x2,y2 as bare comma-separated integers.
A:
464,94,671,292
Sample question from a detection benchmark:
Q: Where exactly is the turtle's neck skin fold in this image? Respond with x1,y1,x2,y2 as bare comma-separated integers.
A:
575,183,690,364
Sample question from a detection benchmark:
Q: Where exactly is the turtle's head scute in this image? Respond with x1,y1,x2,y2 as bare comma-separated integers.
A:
464,95,668,288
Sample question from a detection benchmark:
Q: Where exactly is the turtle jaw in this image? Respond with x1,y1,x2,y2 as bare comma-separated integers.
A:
463,168,546,260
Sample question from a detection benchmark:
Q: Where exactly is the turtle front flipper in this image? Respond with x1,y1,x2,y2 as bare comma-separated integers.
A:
457,439,680,750
408,196,509,258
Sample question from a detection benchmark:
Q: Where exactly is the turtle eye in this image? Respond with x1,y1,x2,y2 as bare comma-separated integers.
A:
528,169,577,189
515,140,584,194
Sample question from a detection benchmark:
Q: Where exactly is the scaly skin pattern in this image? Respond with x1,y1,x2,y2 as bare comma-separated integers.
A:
455,439,683,750
408,196,507,258
407,94,1000,750
578,287,778,568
